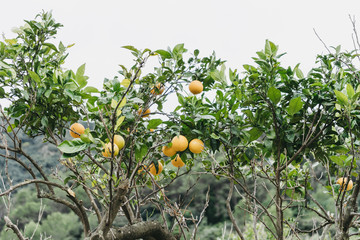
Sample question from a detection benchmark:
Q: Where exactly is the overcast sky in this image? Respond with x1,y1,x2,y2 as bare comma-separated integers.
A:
2,0,360,96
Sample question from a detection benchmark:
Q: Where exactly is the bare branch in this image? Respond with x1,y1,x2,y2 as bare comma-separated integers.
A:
226,179,245,240
4,216,28,240
190,185,210,240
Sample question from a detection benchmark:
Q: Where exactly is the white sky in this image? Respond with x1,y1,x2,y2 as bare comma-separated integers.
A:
1,0,360,107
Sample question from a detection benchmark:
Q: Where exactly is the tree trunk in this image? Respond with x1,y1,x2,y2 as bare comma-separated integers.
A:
335,175,360,240
88,221,176,240
275,168,283,240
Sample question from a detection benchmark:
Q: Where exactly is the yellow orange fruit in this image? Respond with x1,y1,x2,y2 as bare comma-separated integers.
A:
189,139,204,154
138,108,151,118
189,80,203,95
337,177,354,191
113,135,125,150
150,129,155,132
102,143,119,157
162,145,176,157
171,135,188,152
171,155,185,168
149,161,163,176
70,123,85,138
150,83,165,95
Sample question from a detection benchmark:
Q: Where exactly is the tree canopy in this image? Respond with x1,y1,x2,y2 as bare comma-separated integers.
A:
2,11,360,240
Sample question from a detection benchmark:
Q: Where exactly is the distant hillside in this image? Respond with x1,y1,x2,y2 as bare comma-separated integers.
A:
0,131,61,185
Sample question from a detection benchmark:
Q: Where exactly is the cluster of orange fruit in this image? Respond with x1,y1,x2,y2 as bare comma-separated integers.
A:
336,177,354,192
68,79,204,176
162,135,204,168
69,123,125,157
138,135,204,176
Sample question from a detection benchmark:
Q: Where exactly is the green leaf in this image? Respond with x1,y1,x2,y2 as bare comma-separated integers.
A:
268,87,281,105
64,82,78,91
122,45,139,53
28,70,41,84
119,97,126,108
287,97,303,115
245,147,255,160
155,50,172,59
43,43,59,53
346,84,355,99
115,116,125,130
356,85,360,93
248,127,263,142
194,49,199,57
173,43,185,54
7,124,16,133
83,86,99,93
76,64,86,78
210,133,220,139
75,64,87,88
265,40,271,56
147,119,163,129
334,90,349,106
229,68,236,82
61,152,80,158
65,89,81,102
44,89,52,98
0,87,5,98
210,69,226,84
41,116,48,127
80,129,95,143
329,155,346,166
5,39,17,45
58,139,89,154
295,68,304,79
111,99,117,109
135,144,148,161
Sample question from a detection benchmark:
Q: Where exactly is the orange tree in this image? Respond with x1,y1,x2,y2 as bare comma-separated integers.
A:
0,12,222,239
3,12,360,240
176,40,360,240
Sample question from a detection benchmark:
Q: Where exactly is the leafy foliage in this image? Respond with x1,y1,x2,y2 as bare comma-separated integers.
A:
3,11,360,240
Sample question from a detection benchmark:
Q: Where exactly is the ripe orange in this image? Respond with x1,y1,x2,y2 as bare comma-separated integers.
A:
113,135,125,150
102,143,119,157
171,155,185,168
138,108,151,118
150,129,155,132
189,139,204,154
70,123,85,138
171,135,188,152
337,177,354,191
189,80,203,95
150,83,165,95
162,145,176,157
149,161,163,176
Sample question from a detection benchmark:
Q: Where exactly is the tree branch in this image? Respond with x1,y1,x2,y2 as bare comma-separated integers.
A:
4,216,28,240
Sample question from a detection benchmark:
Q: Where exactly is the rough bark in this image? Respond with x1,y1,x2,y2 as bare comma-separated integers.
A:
335,175,360,240
92,179,129,238
275,168,283,240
